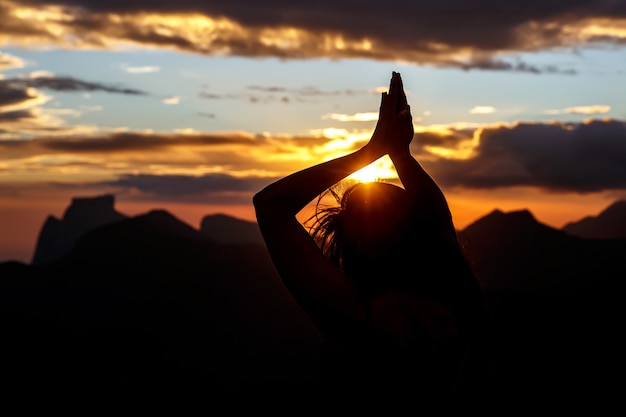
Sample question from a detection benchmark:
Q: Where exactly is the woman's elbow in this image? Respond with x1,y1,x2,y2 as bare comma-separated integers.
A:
253,188,283,221
253,189,270,216
252,189,265,209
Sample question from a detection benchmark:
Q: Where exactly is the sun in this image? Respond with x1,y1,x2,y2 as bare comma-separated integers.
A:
347,155,398,183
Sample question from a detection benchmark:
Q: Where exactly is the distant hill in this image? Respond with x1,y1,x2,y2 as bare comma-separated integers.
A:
3,197,625,397
459,208,625,398
562,200,626,239
31,194,127,265
1,207,323,393
460,208,626,293
200,213,264,246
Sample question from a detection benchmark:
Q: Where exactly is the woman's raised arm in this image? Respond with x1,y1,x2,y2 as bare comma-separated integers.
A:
385,74,457,240
253,73,406,332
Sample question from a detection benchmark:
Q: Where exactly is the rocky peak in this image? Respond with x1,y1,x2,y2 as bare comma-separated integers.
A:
31,194,127,265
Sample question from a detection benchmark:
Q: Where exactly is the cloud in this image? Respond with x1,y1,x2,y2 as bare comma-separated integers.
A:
0,128,336,204
2,117,626,205
545,105,611,115
2,1,624,71
33,131,261,153
15,76,147,95
0,75,147,136
450,56,578,75
26,70,55,79
102,173,272,203
0,51,27,70
247,85,288,93
0,106,97,137
424,119,626,192
322,112,379,122
564,105,611,114
469,106,496,115
162,96,180,105
0,82,51,112
199,85,367,104
121,64,161,74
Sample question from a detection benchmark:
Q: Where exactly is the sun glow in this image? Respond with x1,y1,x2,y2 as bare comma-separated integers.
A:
347,155,397,183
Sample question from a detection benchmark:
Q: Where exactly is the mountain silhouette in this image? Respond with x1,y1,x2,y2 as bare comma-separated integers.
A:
1,206,323,394
31,194,127,265
200,213,264,246
562,200,626,239
2,198,624,398
459,208,625,399
459,208,619,293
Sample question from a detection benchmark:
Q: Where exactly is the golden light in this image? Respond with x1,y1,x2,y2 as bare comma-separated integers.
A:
347,155,397,183
423,145,475,160
575,18,626,39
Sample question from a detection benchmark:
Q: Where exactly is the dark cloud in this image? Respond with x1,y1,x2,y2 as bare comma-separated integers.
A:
246,85,364,96
451,56,578,75
3,116,625,200
426,119,626,192
102,173,274,203
0,82,39,109
200,85,368,104
4,1,624,71
198,92,224,99
0,76,147,136
0,131,261,154
0,109,33,122
0,75,146,114
414,129,474,148
0,106,94,136
17,1,626,41
247,86,288,93
7,76,147,95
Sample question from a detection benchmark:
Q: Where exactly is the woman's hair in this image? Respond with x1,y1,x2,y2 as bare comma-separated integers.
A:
307,180,479,302
306,180,412,297
307,179,485,338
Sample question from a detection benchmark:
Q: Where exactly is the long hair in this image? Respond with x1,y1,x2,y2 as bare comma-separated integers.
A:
305,185,346,272
306,180,485,332
306,180,412,298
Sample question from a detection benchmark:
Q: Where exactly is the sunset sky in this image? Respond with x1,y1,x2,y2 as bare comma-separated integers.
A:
1,0,626,263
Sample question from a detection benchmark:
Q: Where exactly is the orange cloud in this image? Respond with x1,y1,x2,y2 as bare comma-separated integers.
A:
1,1,625,72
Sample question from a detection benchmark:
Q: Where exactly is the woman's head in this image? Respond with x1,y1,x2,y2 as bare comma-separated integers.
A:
339,182,409,257
308,181,412,293
308,180,472,301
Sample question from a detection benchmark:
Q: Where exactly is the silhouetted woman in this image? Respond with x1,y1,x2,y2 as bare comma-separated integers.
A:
254,72,486,395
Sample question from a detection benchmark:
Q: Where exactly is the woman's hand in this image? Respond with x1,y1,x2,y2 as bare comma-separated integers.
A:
370,72,414,156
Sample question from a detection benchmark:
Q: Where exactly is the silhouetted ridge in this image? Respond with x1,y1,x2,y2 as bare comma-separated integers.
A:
200,213,264,245
1,204,325,392
562,200,626,239
461,206,626,294
458,207,626,400
460,207,609,293
2,200,625,397
463,208,564,242
137,209,205,240
61,208,214,268
32,194,127,265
